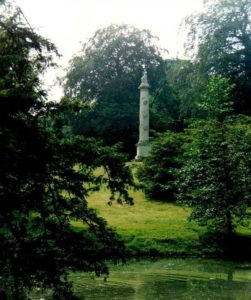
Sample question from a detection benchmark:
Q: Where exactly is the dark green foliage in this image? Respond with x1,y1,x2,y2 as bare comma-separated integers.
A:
184,0,251,115
165,59,207,120
64,24,165,101
63,24,176,156
137,132,186,201
197,76,235,120
150,75,180,132
177,77,251,236
0,8,133,299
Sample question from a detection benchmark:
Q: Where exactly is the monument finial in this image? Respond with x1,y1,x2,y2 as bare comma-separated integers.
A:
140,68,149,86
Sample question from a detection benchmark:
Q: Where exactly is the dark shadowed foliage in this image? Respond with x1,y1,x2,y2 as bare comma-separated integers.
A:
0,7,134,299
137,132,187,201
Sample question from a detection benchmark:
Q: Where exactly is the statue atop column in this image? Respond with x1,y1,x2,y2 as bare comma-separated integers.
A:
135,69,150,160
140,70,149,86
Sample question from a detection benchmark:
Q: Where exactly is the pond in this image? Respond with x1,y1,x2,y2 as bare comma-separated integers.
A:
31,258,251,299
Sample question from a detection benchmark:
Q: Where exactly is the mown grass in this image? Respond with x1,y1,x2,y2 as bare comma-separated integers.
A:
73,186,205,256
72,164,251,258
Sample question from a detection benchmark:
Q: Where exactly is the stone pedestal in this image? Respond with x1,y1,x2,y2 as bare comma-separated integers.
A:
135,70,150,160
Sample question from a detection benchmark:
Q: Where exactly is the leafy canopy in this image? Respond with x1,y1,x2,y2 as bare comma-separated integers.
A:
137,131,186,201
0,7,133,299
184,0,251,115
64,24,165,101
177,76,251,236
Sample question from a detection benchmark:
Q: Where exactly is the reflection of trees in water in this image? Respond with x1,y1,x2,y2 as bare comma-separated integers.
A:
113,260,251,300
191,259,251,284
67,261,251,300
30,260,251,299
228,268,234,281
192,259,235,277
137,274,251,300
136,277,188,299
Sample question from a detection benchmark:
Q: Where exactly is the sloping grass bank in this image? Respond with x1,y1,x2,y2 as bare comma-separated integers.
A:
72,187,247,257
72,167,251,258
88,188,206,256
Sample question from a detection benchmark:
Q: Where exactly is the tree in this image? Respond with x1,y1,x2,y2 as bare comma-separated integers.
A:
63,24,175,156
184,0,251,115
137,132,186,201
0,7,133,299
177,76,251,236
64,24,165,101
165,59,207,121
150,68,180,132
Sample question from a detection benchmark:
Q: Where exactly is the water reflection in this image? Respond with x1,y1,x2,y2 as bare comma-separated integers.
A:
137,274,251,300
31,258,251,300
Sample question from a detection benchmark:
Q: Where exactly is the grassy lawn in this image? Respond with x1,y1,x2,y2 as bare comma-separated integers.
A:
73,186,207,256
88,189,200,240
72,165,251,257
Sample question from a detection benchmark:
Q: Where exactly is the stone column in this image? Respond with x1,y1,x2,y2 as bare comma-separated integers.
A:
135,70,150,160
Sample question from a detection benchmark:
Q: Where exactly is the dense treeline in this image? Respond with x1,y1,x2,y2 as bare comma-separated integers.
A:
63,24,179,156
138,0,251,238
62,1,251,155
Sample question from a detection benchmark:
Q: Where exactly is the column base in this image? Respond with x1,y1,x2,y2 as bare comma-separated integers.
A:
135,141,151,160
